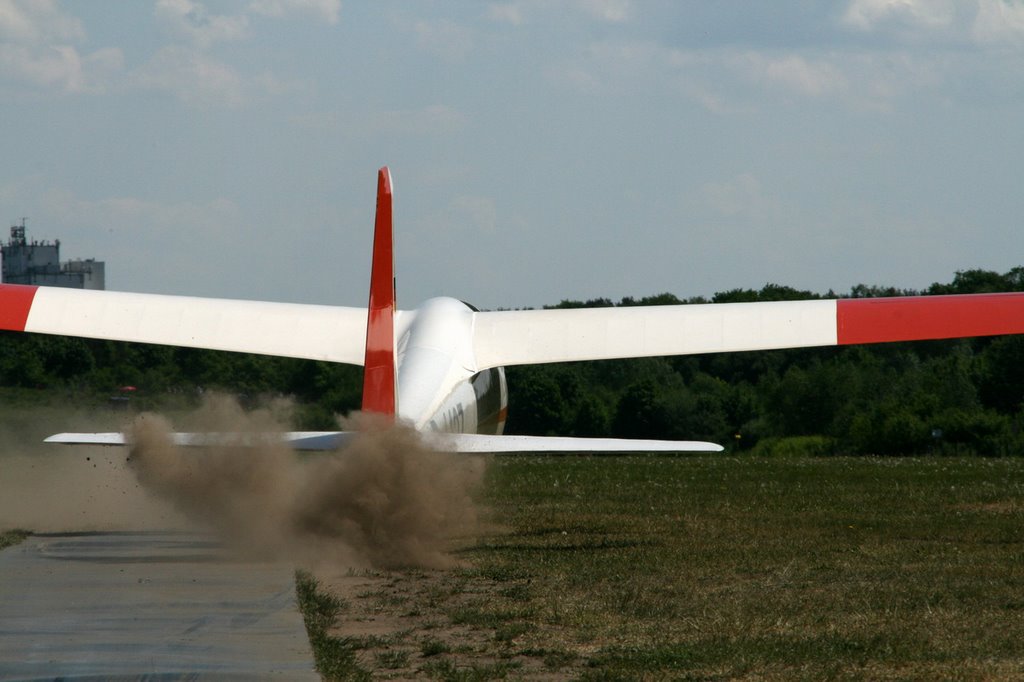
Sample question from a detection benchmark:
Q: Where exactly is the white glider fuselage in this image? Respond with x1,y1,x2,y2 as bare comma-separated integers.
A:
395,296,507,434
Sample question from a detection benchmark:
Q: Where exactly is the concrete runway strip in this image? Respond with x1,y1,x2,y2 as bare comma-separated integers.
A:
0,531,317,680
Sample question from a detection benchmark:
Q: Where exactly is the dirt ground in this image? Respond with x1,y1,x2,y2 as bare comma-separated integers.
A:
316,566,582,680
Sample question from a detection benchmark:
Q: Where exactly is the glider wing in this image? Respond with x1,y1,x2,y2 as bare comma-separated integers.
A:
471,293,1024,369
0,284,377,365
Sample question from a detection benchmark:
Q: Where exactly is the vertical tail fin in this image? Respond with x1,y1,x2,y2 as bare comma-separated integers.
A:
361,167,397,418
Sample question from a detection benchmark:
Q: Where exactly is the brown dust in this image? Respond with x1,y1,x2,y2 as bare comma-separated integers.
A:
126,395,485,569
0,405,184,532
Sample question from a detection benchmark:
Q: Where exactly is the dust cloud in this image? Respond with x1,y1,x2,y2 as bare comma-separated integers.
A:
126,395,485,569
0,407,186,532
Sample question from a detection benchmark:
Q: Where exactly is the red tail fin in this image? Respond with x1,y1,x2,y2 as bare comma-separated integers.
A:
361,167,397,418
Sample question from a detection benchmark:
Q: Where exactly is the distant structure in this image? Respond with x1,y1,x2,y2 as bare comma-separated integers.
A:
1,219,105,290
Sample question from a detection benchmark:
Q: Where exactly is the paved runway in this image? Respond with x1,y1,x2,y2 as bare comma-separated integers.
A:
0,531,318,680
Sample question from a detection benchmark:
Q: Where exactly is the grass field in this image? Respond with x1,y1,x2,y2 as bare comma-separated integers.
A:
306,455,1024,680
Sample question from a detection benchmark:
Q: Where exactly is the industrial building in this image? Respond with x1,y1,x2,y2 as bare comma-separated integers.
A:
1,220,105,290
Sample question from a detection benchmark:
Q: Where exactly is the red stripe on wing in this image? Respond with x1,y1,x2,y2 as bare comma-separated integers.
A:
837,293,1024,345
0,284,39,331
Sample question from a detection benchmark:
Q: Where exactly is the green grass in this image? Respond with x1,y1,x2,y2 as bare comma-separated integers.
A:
375,648,410,669
421,658,520,681
0,529,30,550
299,455,1024,679
421,637,452,657
459,455,1024,680
294,569,369,681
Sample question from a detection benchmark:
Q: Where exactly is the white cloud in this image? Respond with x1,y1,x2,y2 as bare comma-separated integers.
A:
972,0,1024,46
414,19,475,61
843,0,956,32
287,110,339,131
843,0,1024,48
546,40,666,94
52,193,243,240
249,0,341,24
745,53,848,98
132,45,247,106
575,0,632,23
0,0,84,44
0,44,122,93
141,0,319,106
729,49,956,111
154,0,249,48
487,3,524,25
451,195,498,234
369,104,467,136
153,0,342,50
484,0,632,27
699,173,783,222
547,36,958,113
680,83,734,114
0,0,122,94
545,62,605,93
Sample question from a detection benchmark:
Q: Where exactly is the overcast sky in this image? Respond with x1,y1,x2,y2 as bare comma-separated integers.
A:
1,0,1023,309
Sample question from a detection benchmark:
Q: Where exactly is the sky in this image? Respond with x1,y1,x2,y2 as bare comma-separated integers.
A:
1,0,1023,310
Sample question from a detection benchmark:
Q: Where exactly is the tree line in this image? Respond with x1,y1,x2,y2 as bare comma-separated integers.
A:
3,267,1024,455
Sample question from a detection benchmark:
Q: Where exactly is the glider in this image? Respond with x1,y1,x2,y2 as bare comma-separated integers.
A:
4,167,1024,452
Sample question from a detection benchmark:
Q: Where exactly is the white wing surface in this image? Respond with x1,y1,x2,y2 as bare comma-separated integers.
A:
471,293,1024,369
0,284,378,365
471,300,837,369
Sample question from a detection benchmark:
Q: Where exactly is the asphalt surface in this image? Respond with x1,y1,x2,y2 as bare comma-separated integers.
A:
0,531,318,680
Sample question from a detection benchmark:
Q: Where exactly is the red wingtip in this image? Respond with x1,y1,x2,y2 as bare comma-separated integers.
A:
0,284,39,331
837,293,1024,345
361,167,397,419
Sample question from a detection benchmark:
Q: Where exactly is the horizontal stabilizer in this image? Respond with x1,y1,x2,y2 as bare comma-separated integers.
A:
45,431,721,453
423,433,723,453
44,431,356,451
45,433,127,446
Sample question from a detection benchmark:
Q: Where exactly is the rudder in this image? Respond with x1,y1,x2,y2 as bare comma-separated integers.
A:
361,167,398,418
